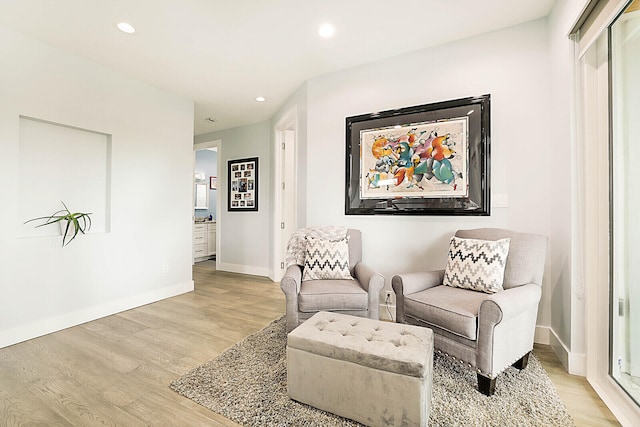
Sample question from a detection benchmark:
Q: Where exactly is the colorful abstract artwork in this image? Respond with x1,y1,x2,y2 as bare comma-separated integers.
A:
360,118,468,199
345,95,490,216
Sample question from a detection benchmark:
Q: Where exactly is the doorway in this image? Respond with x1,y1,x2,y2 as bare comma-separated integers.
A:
272,108,298,282
193,139,221,268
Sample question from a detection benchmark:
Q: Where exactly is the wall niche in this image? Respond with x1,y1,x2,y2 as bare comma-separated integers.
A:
18,116,111,239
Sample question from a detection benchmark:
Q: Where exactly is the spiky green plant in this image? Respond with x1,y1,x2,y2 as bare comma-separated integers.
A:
24,201,92,247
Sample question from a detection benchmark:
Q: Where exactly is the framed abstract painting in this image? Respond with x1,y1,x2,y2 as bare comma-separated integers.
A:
345,95,490,215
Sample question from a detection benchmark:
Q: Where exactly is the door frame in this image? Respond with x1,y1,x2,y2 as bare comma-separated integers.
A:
579,27,640,427
272,107,298,282
194,139,222,269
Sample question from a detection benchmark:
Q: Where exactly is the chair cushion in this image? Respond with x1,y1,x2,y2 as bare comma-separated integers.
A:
298,279,368,312
455,228,547,289
443,236,510,293
302,236,352,281
404,285,490,340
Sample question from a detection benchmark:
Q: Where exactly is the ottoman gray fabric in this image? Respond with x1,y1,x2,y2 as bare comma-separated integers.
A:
287,311,433,427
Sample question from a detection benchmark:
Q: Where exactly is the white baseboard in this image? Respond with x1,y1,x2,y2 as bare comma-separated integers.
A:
0,280,194,349
548,327,586,376
217,262,271,278
569,350,587,376
535,325,551,345
268,268,283,283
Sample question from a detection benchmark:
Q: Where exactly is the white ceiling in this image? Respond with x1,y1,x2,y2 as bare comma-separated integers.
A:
0,0,555,135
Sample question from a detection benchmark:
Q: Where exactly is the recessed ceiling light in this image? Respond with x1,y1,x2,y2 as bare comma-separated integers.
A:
255,96,266,102
318,23,335,38
117,22,136,34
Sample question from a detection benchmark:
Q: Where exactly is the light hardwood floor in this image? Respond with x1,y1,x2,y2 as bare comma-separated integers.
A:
0,261,622,426
534,344,620,426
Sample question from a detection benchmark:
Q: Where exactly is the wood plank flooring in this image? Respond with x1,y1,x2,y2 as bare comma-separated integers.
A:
534,344,621,426
0,260,623,426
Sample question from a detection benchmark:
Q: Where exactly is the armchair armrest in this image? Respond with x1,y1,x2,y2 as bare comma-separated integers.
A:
391,270,444,296
479,283,542,325
354,263,384,293
280,264,302,297
477,283,542,377
354,263,385,320
392,270,444,324
281,264,303,332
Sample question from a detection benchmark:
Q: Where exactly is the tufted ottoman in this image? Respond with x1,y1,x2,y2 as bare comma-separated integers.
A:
287,311,433,427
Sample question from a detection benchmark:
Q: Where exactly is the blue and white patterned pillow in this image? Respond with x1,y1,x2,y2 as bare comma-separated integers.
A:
302,236,352,281
443,236,510,293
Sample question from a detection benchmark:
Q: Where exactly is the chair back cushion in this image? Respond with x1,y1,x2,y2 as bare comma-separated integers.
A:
455,228,547,289
346,229,362,275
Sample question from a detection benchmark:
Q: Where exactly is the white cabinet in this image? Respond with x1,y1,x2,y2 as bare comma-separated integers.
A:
208,223,216,256
193,224,207,260
194,222,216,261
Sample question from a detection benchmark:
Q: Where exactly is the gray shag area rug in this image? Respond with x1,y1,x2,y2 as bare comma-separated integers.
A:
170,316,574,427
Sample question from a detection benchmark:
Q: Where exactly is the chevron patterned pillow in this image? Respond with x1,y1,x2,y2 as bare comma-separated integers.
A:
302,236,352,281
443,236,510,293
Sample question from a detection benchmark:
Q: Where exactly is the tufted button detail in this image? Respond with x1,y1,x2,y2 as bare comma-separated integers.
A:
288,312,434,380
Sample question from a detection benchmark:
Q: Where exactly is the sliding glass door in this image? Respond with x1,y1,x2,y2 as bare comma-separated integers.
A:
611,0,640,405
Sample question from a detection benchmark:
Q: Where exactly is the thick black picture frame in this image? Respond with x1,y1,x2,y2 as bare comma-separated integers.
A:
345,95,490,216
227,157,258,212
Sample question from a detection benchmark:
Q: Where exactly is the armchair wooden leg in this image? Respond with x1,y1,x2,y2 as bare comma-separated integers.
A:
477,374,496,396
512,352,530,370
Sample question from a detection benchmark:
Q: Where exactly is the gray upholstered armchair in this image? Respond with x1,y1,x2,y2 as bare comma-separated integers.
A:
392,228,547,396
280,229,385,333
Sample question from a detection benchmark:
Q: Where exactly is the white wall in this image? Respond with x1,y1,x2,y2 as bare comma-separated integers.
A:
195,121,271,276
0,24,194,348
304,20,553,327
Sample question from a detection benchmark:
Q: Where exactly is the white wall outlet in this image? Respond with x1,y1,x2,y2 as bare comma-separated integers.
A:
385,290,393,302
